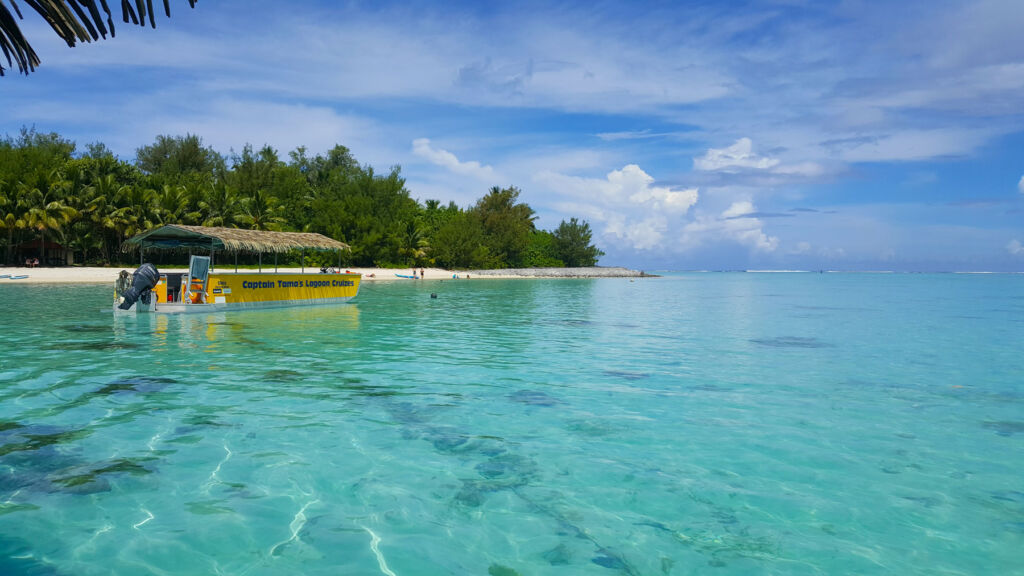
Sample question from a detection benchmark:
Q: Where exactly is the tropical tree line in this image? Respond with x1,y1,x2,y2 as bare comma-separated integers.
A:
0,129,604,269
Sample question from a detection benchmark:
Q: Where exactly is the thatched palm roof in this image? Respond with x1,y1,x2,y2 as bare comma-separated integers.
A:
123,225,349,254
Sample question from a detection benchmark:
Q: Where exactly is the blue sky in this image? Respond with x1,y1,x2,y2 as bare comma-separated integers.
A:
2,0,1023,271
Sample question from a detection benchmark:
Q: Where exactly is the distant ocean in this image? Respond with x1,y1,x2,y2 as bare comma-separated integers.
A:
1,273,1022,575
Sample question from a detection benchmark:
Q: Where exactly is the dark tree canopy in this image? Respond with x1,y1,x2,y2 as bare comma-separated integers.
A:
0,0,198,76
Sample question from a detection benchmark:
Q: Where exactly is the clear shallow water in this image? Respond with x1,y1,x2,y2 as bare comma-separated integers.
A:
1,273,1022,575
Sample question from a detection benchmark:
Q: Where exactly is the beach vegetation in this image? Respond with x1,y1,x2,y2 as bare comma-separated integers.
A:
0,128,604,269
523,230,565,268
553,217,605,267
136,134,225,181
430,211,492,269
472,186,537,268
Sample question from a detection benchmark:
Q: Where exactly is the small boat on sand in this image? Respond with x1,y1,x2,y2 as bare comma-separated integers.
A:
114,225,360,314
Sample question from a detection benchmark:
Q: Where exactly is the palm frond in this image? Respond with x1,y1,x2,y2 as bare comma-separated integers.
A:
0,2,40,74
0,0,197,76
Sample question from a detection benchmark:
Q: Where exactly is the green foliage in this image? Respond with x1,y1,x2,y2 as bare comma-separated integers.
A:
523,230,565,267
307,164,419,266
228,144,280,201
552,217,604,267
135,134,224,180
0,129,604,269
430,211,491,269
471,186,536,268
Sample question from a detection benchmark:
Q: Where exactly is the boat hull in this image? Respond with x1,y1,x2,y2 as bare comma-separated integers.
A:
115,272,361,314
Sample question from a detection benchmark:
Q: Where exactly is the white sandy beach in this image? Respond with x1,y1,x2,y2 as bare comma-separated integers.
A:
0,265,648,284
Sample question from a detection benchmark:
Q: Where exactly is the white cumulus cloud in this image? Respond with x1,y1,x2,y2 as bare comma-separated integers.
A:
602,214,669,251
612,165,699,213
535,164,698,251
1009,239,1024,256
412,138,495,180
679,201,779,253
1018,175,1024,194
722,201,756,219
535,165,787,256
694,138,780,172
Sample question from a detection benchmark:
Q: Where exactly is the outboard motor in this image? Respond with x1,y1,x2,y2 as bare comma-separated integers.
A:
118,263,161,310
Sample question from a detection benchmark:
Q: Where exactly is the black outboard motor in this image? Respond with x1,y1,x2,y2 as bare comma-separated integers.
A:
118,263,161,310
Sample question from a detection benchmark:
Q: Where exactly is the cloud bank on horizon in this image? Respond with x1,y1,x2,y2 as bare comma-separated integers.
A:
2,0,1022,270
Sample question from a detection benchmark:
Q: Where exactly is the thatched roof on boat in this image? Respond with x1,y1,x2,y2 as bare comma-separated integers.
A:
123,225,349,254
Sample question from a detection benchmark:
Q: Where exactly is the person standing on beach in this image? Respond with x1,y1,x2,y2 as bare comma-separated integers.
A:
420,268,425,280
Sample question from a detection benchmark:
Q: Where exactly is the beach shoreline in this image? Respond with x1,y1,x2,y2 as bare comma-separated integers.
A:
0,265,651,284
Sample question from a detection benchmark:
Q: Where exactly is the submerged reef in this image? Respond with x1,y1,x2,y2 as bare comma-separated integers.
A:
749,336,832,348
94,375,177,396
508,390,562,406
982,421,1024,436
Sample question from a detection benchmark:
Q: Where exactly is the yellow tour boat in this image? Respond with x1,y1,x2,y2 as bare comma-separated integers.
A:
114,225,360,314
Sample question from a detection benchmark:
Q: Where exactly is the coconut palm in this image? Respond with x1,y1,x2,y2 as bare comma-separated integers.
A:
180,179,208,224
154,183,189,225
116,185,157,240
66,218,104,263
0,178,27,264
19,176,78,265
49,162,90,259
0,0,198,76
396,219,429,266
199,181,241,228
237,188,284,231
84,172,132,261
62,175,100,263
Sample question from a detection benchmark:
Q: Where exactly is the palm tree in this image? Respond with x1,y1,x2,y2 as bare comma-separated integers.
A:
85,172,132,261
52,162,91,262
180,179,208,224
1,0,198,76
19,177,77,265
66,219,104,264
237,188,284,231
399,219,429,265
199,181,241,228
116,185,157,240
154,184,189,225
0,178,27,265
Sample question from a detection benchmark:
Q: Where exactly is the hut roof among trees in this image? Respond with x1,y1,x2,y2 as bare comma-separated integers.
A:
123,225,349,254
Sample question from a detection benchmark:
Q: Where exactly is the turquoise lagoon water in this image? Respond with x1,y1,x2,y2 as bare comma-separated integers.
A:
1,273,1022,575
